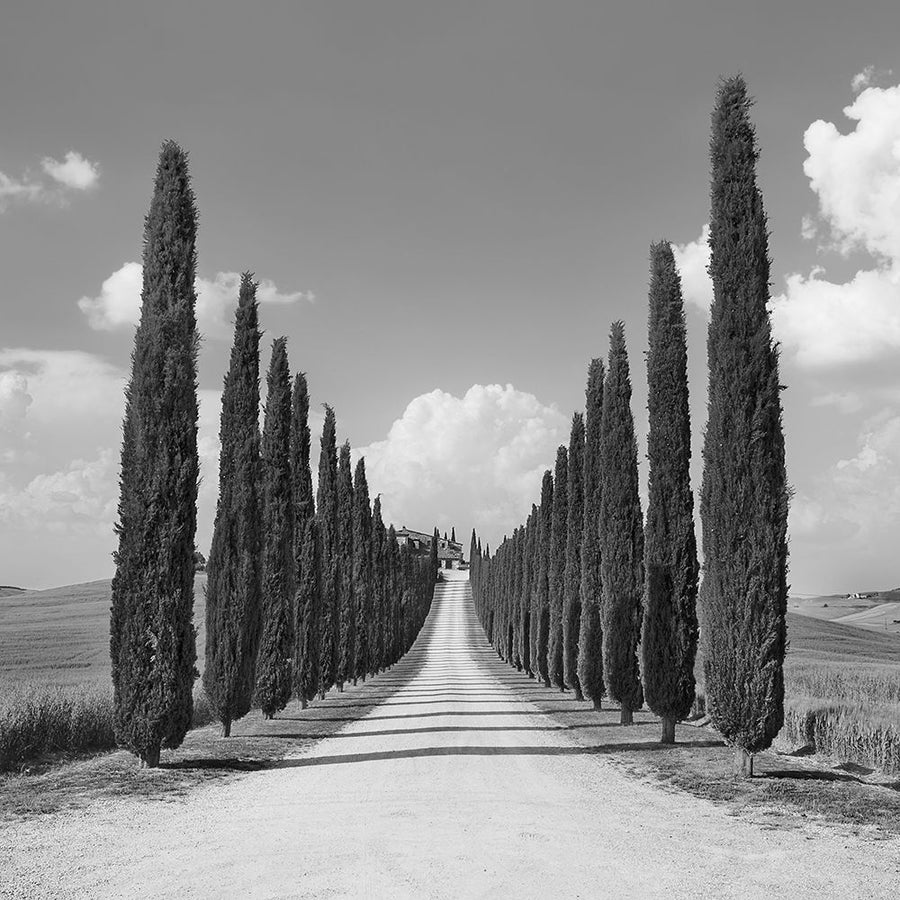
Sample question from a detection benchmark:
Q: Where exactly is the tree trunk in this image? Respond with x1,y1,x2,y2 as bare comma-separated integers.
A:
141,744,161,768
733,747,753,777
661,716,676,744
592,697,602,711
620,706,633,725
338,682,344,693
573,687,584,702
222,718,232,737
543,676,551,688
301,696,308,710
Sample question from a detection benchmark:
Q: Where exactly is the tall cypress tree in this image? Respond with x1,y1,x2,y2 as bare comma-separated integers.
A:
701,76,788,776
371,496,387,673
316,405,339,697
519,506,536,677
642,242,700,744
386,525,401,666
203,274,262,737
256,338,295,719
431,527,440,577
352,459,373,682
547,445,568,690
291,372,315,571
579,358,605,709
563,413,585,700
294,517,320,706
599,322,644,725
290,372,315,709
336,441,355,690
532,470,553,686
110,141,200,766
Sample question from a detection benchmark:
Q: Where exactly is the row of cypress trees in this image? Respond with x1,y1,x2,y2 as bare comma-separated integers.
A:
471,75,788,776
110,141,437,766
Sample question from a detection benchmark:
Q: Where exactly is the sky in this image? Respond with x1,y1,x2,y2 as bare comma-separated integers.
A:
2,0,900,593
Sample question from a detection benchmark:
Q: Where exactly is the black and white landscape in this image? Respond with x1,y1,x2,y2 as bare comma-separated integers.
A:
2,3,900,898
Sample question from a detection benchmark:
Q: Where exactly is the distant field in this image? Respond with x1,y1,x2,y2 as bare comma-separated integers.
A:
0,576,208,689
790,590,900,636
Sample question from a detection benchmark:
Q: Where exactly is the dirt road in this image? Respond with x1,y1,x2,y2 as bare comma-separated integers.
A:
4,571,899,898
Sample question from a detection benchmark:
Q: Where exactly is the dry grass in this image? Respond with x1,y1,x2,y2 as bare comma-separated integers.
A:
0,683,218,774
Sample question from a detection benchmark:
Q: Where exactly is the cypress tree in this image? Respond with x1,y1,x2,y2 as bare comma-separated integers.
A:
294,517,320,706
520,506,536,676
563,413,585,700
532,470,553,686
547,445,568,690
469,529,478,578
386,525,401,665
256,338,295,719
642,242,700,744
431,527,440,576
579,358,605,709
371,496,387,673
110,141,200,766
316,406,339,697
451,527,456,543
701,76,789,776
290,372,314,709
336,441,355,690
599,322,644,725
203,274,262,737
352,459,373,682
291,372,315,569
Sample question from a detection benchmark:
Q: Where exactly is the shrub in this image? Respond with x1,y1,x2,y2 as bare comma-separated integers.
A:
0,685,219,773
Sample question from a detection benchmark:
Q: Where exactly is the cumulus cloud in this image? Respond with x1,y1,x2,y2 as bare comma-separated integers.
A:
771,267,900,368
672,225,712,312
41,151,100,190
78,262,315,335
77,262,143,331
356,384,568,547
0,370,33,432
0,449,118,535
771,76,900,369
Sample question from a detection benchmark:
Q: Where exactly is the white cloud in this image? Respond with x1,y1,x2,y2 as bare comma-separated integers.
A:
356,384,567,546
0,170,43,209
0,149,100,211
852,65,893,94
0,349,125,430
78,262,315,336
802,83,900,263
0,449,118,535
770,267,900,368
0,371,33,432
672,225,712,312
41,151,100,191
77,262,143,331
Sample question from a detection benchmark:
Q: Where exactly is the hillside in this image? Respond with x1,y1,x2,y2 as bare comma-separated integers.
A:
0,575,207,689
3,575,898,691
0,586,26,598
786,611,900,664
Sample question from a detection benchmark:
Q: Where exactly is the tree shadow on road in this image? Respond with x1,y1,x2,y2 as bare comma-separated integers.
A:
163,739,725,772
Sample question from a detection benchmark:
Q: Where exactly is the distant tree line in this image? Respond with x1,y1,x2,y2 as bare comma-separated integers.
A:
109,142,437,766
471,75,788,777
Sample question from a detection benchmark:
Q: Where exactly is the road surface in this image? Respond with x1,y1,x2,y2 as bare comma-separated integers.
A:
4,571,899,898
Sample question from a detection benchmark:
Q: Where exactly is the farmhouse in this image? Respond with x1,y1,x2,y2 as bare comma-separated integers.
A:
396,527,465,569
